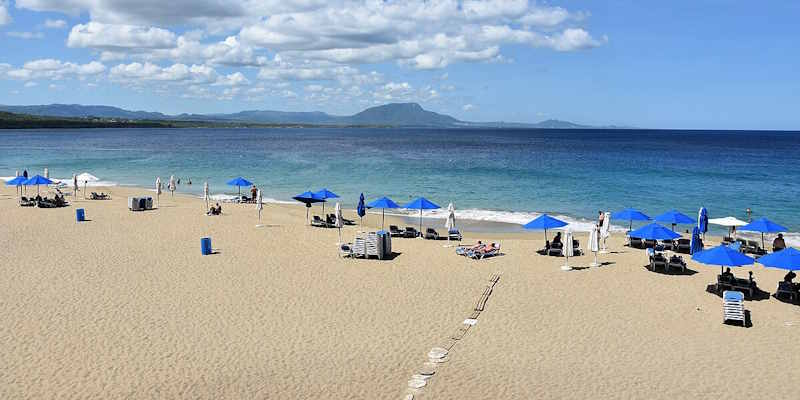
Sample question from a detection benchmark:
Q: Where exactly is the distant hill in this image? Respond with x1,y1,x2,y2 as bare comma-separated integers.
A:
0,102,610,128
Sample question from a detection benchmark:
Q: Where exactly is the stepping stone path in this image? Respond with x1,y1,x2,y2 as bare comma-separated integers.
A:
403,272,501,398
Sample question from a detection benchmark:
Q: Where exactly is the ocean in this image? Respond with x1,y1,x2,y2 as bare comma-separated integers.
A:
2,127,799,242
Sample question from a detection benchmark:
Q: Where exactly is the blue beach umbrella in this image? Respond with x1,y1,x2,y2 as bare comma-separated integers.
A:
314,188,340,215
698,207,709,237
756,248,800,271
692,244,755,274
226,177,253,197
740,217,788,250
293,190,325,224
403,197,440,234
611,208,651,231
523,214,568,243
367,196,400,229
654,210,695,231
357,193,366,225
690,226,703,254
628,223,681,240
24,174,53,196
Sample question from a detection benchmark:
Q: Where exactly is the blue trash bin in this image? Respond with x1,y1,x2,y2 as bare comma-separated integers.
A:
201,237,212,255
76,208,85,222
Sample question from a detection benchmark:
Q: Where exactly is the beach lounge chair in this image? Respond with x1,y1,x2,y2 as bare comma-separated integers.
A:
661,239,675,251
456,243,484,256
649,253,668,271
629,237,644,249
448,229,462,242
644,239,657,249
468,243,500,259
572,239,582,256
735,238,748,251
404,227,419,238
548,242,563,257
775,281,798,302
676,239,691,254
722,290,746,326
389,225,404,237
19,197,36,207
744,240,767,255
716,275,755,298
90,192,110,200
338,242,354,258
424,228,440,240
667,255,687,273
722,236,735,244
352,236,367,258
311,215,329,228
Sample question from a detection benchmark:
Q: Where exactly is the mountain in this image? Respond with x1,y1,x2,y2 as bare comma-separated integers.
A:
0,102,607,128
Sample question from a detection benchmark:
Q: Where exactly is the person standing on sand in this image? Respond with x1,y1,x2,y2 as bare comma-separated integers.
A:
23,169,28,178
598,211,605,228
250,185,258,201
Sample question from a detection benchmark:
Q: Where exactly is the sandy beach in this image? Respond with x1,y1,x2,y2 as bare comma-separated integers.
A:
1,185,798,399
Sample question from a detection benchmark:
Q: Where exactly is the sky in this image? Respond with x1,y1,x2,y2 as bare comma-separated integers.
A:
0,1,798,130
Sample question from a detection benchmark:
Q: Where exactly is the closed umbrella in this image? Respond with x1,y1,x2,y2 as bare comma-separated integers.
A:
562,228,575,271
357,193,366,225
168,175,176,197
335,202,343,242
403,197,440,236
24,174,53,196
314,188,339,217
611,208,651,231
690,226,703,254
72,174,78,199
523,214,567,247
203,181,209,209
600,211,611,253
155,177,162,207
698,207,709,239
739,217,787,251
43,167,48,178
256,189,263,220
445,203,457,246
366,196,400,230
589,224,600,267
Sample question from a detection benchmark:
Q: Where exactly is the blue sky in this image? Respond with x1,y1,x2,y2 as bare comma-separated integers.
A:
1,1,798,130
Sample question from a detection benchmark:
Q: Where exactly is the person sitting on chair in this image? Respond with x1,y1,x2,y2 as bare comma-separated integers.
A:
748,271,757,288
552,232,563,247
784,270,796,284
773,233,786,252
721,267,735,282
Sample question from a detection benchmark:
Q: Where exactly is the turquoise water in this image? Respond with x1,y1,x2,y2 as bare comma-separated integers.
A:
2,128,799,238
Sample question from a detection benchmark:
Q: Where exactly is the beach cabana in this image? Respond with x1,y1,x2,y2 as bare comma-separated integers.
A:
403,197,440,236
611,208,651,231
523,214,567,246
293,191,325,224
367,196,400,230
314,188,339,216
24,174,53,196
227,177,252,198
739,217,787,251
654,210,695,232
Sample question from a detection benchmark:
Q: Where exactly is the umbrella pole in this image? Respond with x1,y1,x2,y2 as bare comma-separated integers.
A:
419,209,422,237
382,209,385,230
761,232,765,251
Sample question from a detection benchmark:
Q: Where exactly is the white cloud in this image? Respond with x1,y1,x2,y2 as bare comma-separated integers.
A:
24,81,39,87
44,18,67,28
67,22,177,50
7,31,45,39
5,59,106,80
0,1,11,26
462,103,475,111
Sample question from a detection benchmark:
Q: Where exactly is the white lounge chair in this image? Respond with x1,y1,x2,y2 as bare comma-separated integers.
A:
722,290,745,326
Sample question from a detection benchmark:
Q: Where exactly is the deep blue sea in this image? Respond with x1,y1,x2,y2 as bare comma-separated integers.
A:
2,128,799,241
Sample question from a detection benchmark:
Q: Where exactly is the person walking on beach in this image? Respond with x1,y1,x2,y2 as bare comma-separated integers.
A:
250,185,258,201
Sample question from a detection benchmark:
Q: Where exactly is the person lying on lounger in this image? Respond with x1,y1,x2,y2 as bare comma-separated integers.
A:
207,202,223,215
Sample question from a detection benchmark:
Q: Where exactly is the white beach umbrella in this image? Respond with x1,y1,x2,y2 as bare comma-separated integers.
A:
256,189,263,220
335,202,344,243
168,175,176,196
445,202,456,246
155,177,162,207
562,228,574,271
600,211,611,253
203,181,210,209
589,224,600,267
43,167,49,178
709,216,748,239
76,172,98,199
